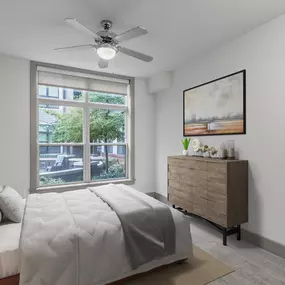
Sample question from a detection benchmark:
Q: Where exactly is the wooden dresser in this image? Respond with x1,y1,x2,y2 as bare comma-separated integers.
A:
167,156,248,245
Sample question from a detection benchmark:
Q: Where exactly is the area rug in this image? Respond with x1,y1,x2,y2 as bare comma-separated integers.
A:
117,246,234,285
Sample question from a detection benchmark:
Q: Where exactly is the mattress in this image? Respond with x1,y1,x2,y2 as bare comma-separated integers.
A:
0,221,22,279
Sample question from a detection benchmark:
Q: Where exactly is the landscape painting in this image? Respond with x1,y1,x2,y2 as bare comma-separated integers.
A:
183,70,246,136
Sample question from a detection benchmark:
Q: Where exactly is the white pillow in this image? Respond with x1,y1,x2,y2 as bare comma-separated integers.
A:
0,186,24,223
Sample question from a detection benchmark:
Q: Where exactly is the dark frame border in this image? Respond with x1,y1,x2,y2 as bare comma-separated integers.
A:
183,70,246,137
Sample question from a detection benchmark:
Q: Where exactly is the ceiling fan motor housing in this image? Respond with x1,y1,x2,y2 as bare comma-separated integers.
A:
96,20,117,45
101,20,113,31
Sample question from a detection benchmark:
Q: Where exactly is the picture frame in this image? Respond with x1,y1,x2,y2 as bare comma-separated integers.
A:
183,70,246,137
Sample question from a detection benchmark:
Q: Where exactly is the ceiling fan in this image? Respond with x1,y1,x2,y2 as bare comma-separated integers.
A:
54,19,153,68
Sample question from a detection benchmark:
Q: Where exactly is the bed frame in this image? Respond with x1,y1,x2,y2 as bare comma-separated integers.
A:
0,275,19,285
0,259,187,285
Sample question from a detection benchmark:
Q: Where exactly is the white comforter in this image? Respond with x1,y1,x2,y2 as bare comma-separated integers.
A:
20,185,192,285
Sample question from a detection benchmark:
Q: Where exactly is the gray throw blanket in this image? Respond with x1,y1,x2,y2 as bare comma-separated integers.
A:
90,184,176,270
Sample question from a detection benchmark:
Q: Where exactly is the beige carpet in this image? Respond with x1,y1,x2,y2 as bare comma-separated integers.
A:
117,246,234,285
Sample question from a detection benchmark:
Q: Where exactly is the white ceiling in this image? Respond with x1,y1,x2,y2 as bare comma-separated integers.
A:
1,0,285,77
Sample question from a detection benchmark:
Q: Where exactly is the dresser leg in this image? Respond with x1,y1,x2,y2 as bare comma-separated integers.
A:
223,228,227,246
172,204,176,209
237,225,241,241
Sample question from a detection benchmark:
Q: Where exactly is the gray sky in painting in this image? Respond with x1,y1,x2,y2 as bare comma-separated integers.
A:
184,73,243,120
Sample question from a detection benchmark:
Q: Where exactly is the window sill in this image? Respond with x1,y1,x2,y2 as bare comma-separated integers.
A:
32,178,136,194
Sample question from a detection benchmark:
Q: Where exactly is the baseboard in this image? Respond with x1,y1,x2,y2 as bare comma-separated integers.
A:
154,193,168,203
242,229,285,259
146,192,156,198
152,193,285,259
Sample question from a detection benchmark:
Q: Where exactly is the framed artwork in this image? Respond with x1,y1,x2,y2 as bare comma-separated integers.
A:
183,70,246,136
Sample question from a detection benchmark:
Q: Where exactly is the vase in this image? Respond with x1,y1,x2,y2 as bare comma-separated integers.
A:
194,150,203,157
182,149,188,156
203,151,210,158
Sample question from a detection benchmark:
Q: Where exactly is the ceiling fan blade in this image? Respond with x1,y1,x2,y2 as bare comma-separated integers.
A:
115,26,148,42
65,18,97,38
54,44,95,51
98,58,109,69
119,47,153,62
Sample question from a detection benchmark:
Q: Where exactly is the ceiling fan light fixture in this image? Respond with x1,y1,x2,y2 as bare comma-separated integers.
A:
97,44,117,60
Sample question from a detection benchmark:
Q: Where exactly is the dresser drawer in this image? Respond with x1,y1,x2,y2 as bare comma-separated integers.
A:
207,181,227,195
190,161,207,171
168,194,192,211
208,162,227,174
192,203,207,218
168,166,189,176
207,191,226,203
179,171,207,187
168,180,191,194
207,208,227,227
207,194,227,215
168,158,207,171
167,172,179,181
191,189,208,207
168,186,190,200
208,171,227,184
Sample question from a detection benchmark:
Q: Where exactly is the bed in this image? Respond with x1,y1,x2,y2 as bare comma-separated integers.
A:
1,184,192,285
0,221,21,285
0,221,21,278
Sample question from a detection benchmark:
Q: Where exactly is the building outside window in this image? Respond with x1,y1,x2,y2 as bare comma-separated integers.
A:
31,63,134,189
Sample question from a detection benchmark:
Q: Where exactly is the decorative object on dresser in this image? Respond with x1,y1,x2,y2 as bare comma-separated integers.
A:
183,70,246,136
218,142,226,159
181,138,191,156
227,140,235,159
191,139,218,159
191,138,202,157
167,156,248,246
191,138,201,152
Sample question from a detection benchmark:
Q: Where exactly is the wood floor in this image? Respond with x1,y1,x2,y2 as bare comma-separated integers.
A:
190,217,285,284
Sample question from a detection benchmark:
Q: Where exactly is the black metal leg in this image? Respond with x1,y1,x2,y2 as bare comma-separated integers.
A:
237,225,241,241
223,228,227,246
174,209,242,245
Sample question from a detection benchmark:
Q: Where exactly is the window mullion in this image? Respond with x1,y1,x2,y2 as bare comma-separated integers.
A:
89,143,127,146
38,98,85,108
87,101,127,111
39,143,84,147
84,92,91,182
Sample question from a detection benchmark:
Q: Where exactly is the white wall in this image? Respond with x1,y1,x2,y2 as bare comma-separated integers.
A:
155,14,285,245
134,79,156,193
0,55,30,197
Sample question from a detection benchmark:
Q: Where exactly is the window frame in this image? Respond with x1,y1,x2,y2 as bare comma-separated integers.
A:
39,85,60,109
30,61,135,192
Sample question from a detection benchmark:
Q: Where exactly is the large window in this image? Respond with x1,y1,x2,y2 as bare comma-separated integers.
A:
31,63,134,189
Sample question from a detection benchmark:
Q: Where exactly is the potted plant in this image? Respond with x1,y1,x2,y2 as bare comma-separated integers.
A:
181,138,191,156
